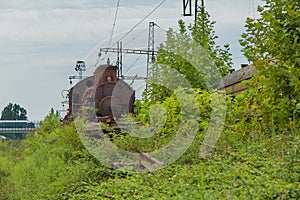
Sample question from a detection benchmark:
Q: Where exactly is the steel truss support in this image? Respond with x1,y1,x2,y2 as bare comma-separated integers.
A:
183,0,192,16
183,0,204,22
146,22,156,85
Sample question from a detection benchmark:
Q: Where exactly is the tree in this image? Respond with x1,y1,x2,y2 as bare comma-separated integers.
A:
144,6,232,102
134,7,230,151
1,103,28,120
237,0,300,134
37,108,60,134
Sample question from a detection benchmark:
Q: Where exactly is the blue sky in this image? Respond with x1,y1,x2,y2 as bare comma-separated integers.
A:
0,0,263,121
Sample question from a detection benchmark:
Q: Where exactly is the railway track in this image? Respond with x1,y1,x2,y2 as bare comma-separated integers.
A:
84,121,165,171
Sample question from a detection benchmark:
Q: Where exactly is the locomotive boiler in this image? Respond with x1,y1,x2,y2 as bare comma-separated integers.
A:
64,61,135,123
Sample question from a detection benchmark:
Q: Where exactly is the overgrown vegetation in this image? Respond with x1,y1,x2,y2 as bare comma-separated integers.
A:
238,0,300,135
144,7,232,102
0,115,298,199
0,1,299,199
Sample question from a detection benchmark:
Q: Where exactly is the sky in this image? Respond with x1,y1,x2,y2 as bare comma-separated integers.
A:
0,0,263,121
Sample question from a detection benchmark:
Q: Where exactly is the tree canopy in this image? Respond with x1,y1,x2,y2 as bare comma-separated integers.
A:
144,6,232,102
236,0,300,133
37,108,60,134
1,103,28,120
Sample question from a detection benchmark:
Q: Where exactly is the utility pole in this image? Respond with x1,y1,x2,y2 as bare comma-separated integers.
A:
183,0,192,16
183,0,204,22
195,0,198,21
117,41,121,78
146,22,156,85
99,22,158,83
99,45,158,80
196,0,205,22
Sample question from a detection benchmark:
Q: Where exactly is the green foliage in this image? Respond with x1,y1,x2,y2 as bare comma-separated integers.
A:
191,7,233,77
144,7,232,102
0,3,299,199
36,108,60,134
0,105,298,199
238,0,300,134
0,120,114,200
114,88,211,155
1,103,28,120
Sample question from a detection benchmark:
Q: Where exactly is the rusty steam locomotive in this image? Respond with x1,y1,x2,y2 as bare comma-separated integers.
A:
64,60,135,123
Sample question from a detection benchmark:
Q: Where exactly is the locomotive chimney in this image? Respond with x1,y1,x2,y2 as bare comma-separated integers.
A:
93,61,118,85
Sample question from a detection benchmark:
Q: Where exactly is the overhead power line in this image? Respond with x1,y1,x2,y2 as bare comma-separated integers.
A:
124,55,143,74
88,0,166,72
124,28,148,46
108,0,121,47
110,0,167,48
248,0,256,19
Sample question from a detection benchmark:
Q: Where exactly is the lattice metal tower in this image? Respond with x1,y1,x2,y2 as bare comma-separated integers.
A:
183,0,204,22
146,22,156,82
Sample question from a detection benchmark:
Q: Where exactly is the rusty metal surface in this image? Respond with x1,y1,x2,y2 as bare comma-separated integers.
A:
218,65,257,89
64,63,135,123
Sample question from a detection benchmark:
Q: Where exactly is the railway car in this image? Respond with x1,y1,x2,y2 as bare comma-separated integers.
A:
218,65,257,97
64,61,135,123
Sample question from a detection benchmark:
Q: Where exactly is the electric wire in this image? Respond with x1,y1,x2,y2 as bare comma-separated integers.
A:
248,0,256,19
114,22,163,82
104,28,148,65
110,0,167,48
108,0,121,47
122,63,146,79
88,0,167,75
124,28,148,46
124,54,143,74
113,22,162,68
85,0,120,72
252,0,256,19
